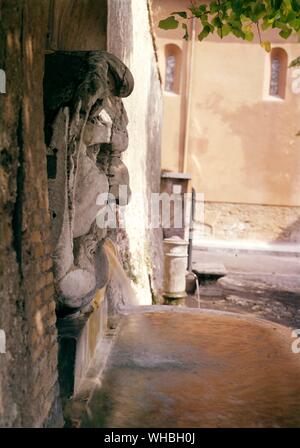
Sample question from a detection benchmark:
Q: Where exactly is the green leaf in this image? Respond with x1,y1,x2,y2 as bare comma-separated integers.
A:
245,30,254,40
290,18,300,29
160,0,300,43
251,1,267,21
222,24,232,36
198,25,212,41
200,13,209,25
272,0,283,9
261,19,271,30
158,16,179,30
232,27,245,38
261,40,272,51
212,17,223,28
171,11,187,19
266,12,281,24
189,4,207,18
210,2,220,13
282,0,293,16
232,0,244,15
273,20,289,29
291,0,300,12
198,5,207,14
240,14,251,23
279,27,293,37
286,11,297,22
227,17,243,28
289,56,300,67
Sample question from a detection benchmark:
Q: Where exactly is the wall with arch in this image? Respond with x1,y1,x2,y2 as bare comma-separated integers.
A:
153,0,300,243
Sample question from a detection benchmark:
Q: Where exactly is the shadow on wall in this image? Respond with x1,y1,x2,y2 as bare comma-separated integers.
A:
194,93,300,204
145,62,164,299
274,217,300,244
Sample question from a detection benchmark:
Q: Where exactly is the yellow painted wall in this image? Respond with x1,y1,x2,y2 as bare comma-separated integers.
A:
153,0,300,207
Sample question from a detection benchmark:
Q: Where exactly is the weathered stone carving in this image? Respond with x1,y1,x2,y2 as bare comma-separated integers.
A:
44,51,134,313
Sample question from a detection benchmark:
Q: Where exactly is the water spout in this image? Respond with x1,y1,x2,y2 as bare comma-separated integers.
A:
103,239,139,312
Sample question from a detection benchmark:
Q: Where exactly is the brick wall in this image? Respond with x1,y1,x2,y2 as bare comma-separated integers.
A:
0,0,62,427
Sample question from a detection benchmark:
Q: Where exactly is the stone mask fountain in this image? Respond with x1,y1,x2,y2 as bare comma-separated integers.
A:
44,51,134,316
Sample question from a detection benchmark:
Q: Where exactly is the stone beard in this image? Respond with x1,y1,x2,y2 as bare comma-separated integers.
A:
44,51,134,314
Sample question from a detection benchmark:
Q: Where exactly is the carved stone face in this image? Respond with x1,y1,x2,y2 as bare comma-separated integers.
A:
44,51,134,312
73,110,112,239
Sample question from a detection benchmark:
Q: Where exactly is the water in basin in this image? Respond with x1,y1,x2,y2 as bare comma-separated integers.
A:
80,308,300,428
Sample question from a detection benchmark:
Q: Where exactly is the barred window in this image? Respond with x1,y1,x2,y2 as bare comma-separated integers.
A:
165,55,176,92
164,44,182,94
270,58,281,96
269,48,288,99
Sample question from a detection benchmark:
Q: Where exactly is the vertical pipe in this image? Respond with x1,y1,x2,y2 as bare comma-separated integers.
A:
182,17,196,173
187,187,196,271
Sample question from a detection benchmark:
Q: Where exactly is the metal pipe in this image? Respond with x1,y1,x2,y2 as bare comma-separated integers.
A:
187,187,196,272
182,17,196,173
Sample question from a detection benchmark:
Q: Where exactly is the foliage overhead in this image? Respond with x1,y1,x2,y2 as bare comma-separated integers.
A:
158,0,300,51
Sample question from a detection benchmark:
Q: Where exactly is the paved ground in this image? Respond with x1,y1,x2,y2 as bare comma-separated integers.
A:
76,308,300,428
185,248,300,328
192,248,300,275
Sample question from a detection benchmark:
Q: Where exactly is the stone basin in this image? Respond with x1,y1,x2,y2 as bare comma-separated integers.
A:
79,307,300,428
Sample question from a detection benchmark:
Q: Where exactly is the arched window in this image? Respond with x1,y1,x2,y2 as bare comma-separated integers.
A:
269,48,288,99
164,44,182,94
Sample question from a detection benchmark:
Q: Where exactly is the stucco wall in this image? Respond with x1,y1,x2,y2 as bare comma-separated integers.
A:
153,0,300,207
108,0,163,304
152,0,300,244
188,41,300,207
